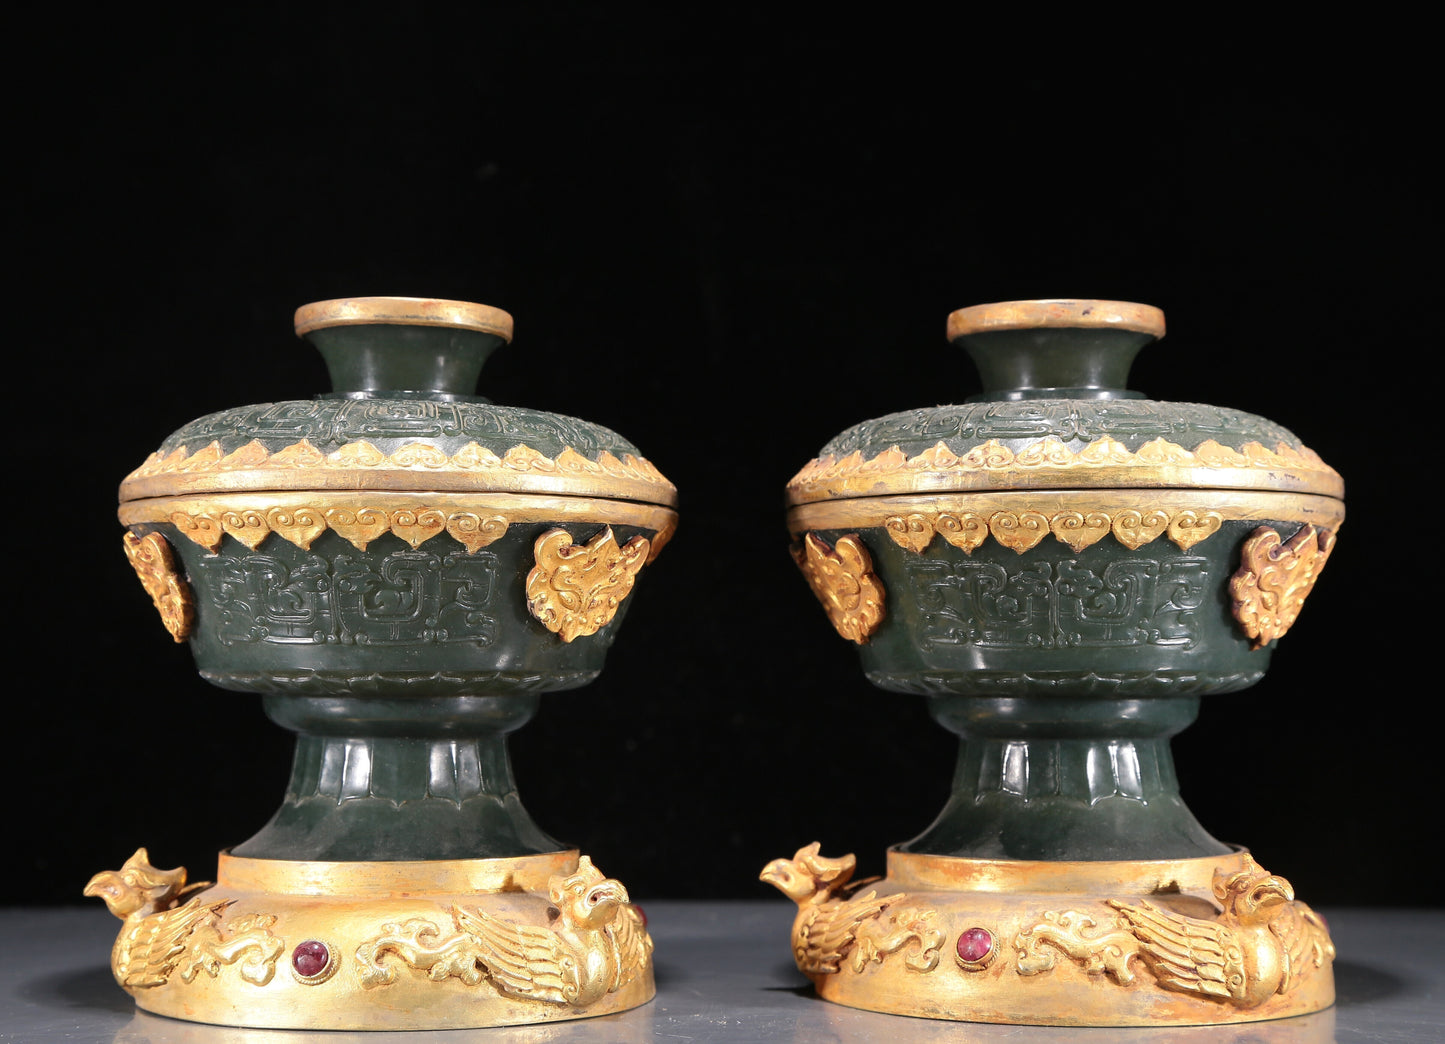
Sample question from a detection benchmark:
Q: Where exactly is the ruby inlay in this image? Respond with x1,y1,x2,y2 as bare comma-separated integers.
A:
292,940,330,979
955,927,994,966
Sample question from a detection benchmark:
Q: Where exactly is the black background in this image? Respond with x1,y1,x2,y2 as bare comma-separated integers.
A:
19,11,1432,907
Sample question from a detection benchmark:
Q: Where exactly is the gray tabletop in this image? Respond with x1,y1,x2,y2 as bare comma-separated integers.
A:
2,904,1440,1043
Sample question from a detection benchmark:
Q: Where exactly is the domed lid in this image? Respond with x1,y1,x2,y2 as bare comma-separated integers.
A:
786,299,1342,505
119,297,677,508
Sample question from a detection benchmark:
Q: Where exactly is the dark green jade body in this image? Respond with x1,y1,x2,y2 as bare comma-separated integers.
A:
119,299,675,861
852,519,1268,861
787,300,1343,862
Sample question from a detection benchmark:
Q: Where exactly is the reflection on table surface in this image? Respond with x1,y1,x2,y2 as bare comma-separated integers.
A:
104,1006,1337,1044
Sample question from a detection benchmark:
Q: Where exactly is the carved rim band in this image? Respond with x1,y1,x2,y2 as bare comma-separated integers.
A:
119,492,677,562
218,850,578,896
789,490,1345,550
787,436,1343,504
293,297,515,340
885,847,1257,894
121,439,678,507
946,299,1165,341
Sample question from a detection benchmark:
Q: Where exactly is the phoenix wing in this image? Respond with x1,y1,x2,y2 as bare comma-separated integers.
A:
1274,901,1336,993
795,890,896,974
452,904,575,1004
117,897,233,988
1108,899,1243,1002
608,905,653,991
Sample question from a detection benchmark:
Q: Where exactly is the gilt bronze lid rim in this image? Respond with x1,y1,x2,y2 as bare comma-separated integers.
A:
787,470,1345,502
792,483,1347,499
121,469,679,506
788,489,1346,533
120,490,678,529
122,468,676,506
947,299,1166,341
217,848,579,895
294,296,515,340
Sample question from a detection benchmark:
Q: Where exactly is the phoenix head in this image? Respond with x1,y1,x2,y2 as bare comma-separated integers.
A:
760,842,857,904
549,856,630,931
83,848,188,918
1214,855,1295,924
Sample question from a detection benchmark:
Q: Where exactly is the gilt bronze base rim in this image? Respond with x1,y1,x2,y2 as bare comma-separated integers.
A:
885,846,1255,893
89,848,655,1030
217,848,579,895
764,843,1334,1027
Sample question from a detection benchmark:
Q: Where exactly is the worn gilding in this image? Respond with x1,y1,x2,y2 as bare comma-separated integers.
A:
293,296,515,338
947,299,1166,340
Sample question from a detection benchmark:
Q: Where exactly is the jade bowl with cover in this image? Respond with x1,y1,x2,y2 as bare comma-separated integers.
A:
116,296,678,861
785,298,1343,861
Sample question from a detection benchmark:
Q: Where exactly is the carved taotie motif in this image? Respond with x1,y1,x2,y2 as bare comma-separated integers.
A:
526,527,650,643
1014,855,1334,1009
85,849,283,990
792,534,886,644
122,531,195,641
356,856,653,1007
1230,524,1336,649
908,554,1209,651
761,844,944,977
788,436,1341,502
194,547,502,648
